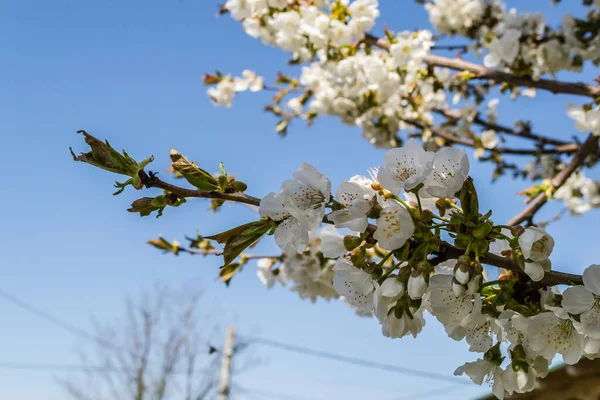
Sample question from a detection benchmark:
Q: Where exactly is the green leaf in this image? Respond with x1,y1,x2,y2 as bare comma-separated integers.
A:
128,196,167,218
206,220,274,267
219,263,242,286
70,130,153,192
169,149,220,191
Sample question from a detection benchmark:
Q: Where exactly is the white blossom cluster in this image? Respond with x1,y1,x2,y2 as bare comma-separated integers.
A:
225,0,379,57
424,1,600,79
207,70,263,107
555,171,600,215
252,139,600,399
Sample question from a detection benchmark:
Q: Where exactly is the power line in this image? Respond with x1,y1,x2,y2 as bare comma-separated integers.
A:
246,337,470,386
0,287,468,387
0,288,115,350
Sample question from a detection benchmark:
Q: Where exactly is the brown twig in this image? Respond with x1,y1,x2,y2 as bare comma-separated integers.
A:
362,33,600,99
506,133,599,226
139,171,261,207
435,108,573,147
402,118,577,156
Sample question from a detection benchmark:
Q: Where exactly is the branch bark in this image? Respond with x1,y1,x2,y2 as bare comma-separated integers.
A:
362,34,600,99
507,133,599,226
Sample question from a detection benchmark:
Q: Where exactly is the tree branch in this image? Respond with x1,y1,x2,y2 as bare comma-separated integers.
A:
362,34,600,99
135,167,584,286
435,241,583,286
435,108,573,147
506,133,599,226
139,171,261,207
402,118,577,156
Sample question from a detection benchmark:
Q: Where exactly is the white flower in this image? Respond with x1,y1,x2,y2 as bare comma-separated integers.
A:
562,264,600,339
287,97,303,115
407,274,428,300
207,79,236,107
389,31,433,71
257,258,285,288
503,363,536,396
225,0,252,21
327,180,372,232
281,162,331,229
527,310,584,364
282,249,338,303
259,192,310,252
348,0,379,35
332,258,375,313
489,228,512,256
423,147,470,198
429,274,474,326
377,139,435,193
374,202,415,250
374,278,425,339
461,297,501,353
320,225,347,259
484,29,522,68
425,0,486,35
233,69,264,92
329,20,353,47
567,105,600,136
480,130,499,149
523,259,551,282
454,359,506,400
518,227,554,262
584,337,600,359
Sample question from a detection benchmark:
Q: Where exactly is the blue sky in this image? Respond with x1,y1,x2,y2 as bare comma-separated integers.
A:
2,1,599,399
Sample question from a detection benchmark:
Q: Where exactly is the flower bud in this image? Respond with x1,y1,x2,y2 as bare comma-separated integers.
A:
454,265,470,285
370,182,382,191
467,274,482,294
452,280,467,297
232,181,248,192
407,274,428,299
518,227,554,262
511,225,525,238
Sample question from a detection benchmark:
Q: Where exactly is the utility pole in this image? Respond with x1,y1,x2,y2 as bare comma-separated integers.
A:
218,325,235,400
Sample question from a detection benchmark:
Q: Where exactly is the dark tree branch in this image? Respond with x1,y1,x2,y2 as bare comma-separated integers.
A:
435,108,573,147
507,133,599,226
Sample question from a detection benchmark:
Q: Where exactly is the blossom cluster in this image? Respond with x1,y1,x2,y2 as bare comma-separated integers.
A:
251,140,600,398
425,0,600,79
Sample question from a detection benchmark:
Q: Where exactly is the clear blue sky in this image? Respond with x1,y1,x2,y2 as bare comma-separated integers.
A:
1,1,599,399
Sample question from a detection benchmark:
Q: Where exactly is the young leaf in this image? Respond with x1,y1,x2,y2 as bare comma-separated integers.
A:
71,130,153,176
206,220,274,267
219,263,242,286
70,130,154,192
128,196,167,218
169,149,220,191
